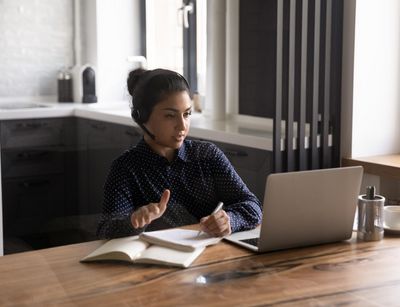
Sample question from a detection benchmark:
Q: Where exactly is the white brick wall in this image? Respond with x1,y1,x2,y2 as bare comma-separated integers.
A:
0,0,73,97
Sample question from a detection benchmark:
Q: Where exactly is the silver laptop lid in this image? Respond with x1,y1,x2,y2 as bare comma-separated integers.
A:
257,166,363,252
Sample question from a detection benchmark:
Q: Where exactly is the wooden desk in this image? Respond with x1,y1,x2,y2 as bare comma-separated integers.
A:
343,154,400,180
1,233,400,306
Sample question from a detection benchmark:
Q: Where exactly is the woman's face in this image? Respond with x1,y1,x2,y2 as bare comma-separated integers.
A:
143,90,192,159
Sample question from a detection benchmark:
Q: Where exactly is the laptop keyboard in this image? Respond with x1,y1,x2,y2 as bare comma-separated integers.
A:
240,237,259,247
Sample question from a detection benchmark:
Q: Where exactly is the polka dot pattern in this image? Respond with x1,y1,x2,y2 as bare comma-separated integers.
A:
96,138,262,239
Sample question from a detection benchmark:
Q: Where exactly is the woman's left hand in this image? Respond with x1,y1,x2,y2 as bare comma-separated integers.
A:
199,210,232,237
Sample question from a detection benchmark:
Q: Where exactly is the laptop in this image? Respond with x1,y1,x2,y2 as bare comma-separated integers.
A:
225,166,363,252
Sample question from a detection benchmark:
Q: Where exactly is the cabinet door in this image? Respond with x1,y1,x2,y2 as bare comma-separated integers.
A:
85,120,127,215
62,118,80,216
1,147,64,178
2,174,65,238
1,118,64,149
1,118,69,253
212,141,272,201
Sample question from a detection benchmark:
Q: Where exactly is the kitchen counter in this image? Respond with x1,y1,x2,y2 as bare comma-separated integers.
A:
0,100,275,255
0,101,273,151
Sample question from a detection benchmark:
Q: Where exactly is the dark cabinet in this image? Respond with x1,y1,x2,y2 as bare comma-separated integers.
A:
2,174,65,236
76,119,142,216
212,141,272,201
1,117,142,254
1,116,270,254
0,119,64,148
63,119,141,243
1,118,70,254
1,147,65,178
79,119,121,216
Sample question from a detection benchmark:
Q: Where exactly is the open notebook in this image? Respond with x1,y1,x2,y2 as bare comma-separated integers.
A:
81,228,222,268
80,235,205,268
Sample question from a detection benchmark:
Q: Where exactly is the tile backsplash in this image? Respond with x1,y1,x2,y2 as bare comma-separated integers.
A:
0,0,73,97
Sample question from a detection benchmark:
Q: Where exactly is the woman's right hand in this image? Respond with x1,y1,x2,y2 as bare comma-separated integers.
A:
130,189,170,229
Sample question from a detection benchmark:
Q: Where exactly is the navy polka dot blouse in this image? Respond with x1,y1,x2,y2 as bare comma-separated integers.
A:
96,138,262,239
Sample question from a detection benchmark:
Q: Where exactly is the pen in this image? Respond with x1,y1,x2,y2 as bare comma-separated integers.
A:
197,202,224,237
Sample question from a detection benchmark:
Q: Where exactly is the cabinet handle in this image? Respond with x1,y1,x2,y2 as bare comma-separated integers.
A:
19,179,50,188
223,150,248,157
16,122,48,129
17,151,50,160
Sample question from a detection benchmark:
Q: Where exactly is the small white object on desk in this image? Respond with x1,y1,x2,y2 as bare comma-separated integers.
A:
383,206,400,233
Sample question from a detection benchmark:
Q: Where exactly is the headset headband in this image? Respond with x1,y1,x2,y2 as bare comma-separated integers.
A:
132,68,190,118
135,69,190,96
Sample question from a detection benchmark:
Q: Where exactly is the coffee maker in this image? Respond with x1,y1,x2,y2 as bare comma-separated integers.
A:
72,64,97,103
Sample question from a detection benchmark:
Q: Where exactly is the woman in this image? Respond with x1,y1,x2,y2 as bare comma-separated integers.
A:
97,68,262,239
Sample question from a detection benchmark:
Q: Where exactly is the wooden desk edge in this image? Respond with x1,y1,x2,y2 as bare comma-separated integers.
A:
342,155,400,180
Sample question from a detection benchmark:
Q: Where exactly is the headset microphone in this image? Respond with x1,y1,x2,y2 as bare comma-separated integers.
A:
139,123,156,140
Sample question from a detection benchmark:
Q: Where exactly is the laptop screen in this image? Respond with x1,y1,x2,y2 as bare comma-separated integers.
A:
225,166,363,252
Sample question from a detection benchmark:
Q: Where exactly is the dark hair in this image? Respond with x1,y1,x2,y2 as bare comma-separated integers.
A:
127,68,191,127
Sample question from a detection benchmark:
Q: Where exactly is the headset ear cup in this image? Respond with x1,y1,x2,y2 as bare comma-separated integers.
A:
132,108,141,123
134,108,150,124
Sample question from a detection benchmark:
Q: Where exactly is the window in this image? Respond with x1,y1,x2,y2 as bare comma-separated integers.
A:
144,0,206,95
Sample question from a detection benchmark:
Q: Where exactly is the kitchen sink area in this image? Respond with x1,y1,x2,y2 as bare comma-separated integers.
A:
0,102,53,110
0,101,76,121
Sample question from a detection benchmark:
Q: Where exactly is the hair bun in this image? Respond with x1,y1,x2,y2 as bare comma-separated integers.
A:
127,68,147,96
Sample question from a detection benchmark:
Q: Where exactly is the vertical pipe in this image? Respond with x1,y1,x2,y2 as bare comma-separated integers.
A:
340,0,355,161
286,0,296,171
331,0,344,167
140,0,147,57
299,0,308,170
311,0,321,169
206,0,226,120
73,0,81,66
226,0,239,116
274,0,284,173
322,0,332,168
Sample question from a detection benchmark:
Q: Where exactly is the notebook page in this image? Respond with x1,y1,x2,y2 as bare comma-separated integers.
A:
140,229,222,251
81,236,149,261
139,245,205,268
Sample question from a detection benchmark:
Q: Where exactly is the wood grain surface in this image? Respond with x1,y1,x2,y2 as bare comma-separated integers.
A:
1,232,400,306
343,154,400,180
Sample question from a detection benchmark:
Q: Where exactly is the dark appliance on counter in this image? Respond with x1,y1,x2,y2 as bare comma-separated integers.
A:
72,64,97,103
82,66,97,103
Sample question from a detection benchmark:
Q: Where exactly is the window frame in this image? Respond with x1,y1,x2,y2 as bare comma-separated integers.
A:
142,0,198,92
183,0,198,92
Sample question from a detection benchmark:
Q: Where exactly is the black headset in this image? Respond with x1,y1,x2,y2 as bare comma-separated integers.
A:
132,71,190,125
131,71,190,140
